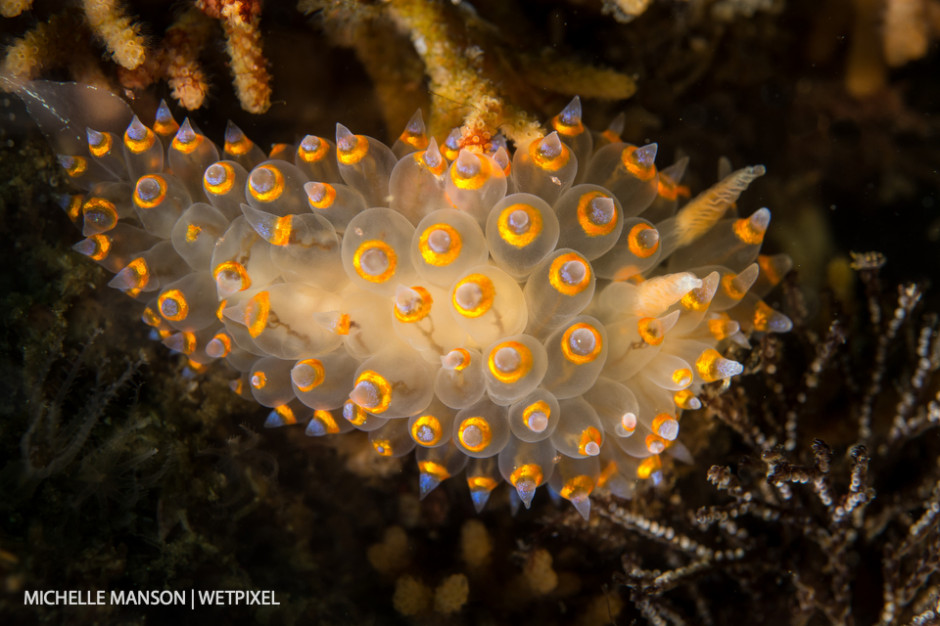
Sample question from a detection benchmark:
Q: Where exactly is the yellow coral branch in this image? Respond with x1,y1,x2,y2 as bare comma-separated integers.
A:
81,0,147,70
386,0,541,146
518,53,637,101
0,0,32,19
299,0,429,139
164,7,214,110
223,9,270,113
203,0,271,114
1,12,86,82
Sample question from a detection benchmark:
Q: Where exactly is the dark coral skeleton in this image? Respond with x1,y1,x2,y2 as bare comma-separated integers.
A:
541,255,940,624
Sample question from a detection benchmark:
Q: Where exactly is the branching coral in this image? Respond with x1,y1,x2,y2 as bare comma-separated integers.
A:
292,0,430,144
537,256,940,624
4,0,639,140
1,1,268,113
382,0,544,145
82,0,147,71
17,330,143,486
1,11,107,87
196,0,271,114
159,6,215,110
301,0,636,146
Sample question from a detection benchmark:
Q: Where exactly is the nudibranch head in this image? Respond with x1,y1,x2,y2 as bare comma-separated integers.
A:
21,83,789,517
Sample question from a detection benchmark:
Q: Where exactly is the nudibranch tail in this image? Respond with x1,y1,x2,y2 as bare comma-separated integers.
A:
22,79,792,517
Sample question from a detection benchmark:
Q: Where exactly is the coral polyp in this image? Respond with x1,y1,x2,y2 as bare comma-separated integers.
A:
12,79,791,518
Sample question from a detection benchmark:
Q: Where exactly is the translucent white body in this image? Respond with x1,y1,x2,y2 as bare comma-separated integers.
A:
22,80,792,516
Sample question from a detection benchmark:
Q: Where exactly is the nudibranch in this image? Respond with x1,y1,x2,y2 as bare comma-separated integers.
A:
9,78,792,519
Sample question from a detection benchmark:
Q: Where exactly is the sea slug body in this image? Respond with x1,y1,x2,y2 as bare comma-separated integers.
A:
12,80,792,518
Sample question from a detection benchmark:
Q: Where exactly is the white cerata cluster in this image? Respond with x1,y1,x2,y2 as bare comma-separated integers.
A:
13,79,792,518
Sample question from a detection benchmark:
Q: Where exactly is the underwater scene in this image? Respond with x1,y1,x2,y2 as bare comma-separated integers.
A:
0,1,938,624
